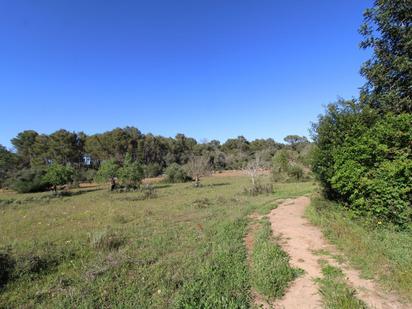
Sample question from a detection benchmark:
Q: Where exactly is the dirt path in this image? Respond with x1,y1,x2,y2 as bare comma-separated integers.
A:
268,197,409,309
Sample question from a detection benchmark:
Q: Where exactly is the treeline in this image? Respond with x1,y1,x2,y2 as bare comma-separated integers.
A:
0,129,312,190
312,0,412,225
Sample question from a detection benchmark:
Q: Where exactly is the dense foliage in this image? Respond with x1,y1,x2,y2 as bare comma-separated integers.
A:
117,154,144,187
359,0,412,113
7,168,50,193
272,147,312,182
164,163,190,183
43,163,75,192
1,126,311,191
0,146,17,188
312,0,412,225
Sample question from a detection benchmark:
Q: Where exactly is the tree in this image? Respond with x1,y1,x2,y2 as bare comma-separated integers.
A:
283,135,308,150
272,149,289,174
43,163,74,192
311,99,367,198
11,130,39,167
95,160,119,191
118,154,144,187
185,156,210,187
31,134,50,167
222,136,250,153
243,155,263,186
0,145,18,188
359,0,412,113
47,130,84,166
311,0,412,225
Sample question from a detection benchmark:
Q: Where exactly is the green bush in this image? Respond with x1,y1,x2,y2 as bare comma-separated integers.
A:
43,163,74,191
8,168,50,193
287,165,304,181
272,149,309,182
118,154,144,187
330,113,412,224
73,168,96,184
164,163,190,183
143,163,163,178
313,110,412,225
95,159,119,190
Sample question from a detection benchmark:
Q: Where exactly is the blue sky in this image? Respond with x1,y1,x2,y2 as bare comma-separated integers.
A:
0,0,372,148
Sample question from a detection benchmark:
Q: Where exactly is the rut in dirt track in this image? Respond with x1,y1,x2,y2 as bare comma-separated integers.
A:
267,196,409,309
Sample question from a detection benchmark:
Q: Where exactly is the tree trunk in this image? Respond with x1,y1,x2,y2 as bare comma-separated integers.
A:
110,177,116,191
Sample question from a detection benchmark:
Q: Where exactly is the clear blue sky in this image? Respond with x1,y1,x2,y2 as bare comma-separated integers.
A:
0,0,372,148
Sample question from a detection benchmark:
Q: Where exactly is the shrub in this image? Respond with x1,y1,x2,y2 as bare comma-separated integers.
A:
287,165,304,181
272,150,308,182
73,168,96,184
272,149,289,174
95,159,119,190
89,229,125,251
0,250,14,289
243,182,273,196
313,109,412,225
143,163,163,178
118,154,144,188
139,184,157,200
192,198,211,209
164,163,190,183
43,163,74,192
8,168,50,193
14,252,57,278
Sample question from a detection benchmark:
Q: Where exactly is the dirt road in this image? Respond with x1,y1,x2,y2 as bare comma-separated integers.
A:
268,197,408,309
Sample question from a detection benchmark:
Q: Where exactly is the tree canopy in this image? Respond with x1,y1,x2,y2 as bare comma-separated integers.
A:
312,0,412,225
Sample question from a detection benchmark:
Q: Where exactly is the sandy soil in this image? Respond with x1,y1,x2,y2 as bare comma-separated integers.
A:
268,197,409,309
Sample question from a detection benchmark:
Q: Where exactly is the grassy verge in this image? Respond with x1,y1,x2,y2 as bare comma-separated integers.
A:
306,195,412,302
251,218,302,300
317,261,366,309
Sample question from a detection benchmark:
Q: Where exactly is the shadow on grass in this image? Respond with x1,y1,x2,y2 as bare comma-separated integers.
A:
58,188,102,196
207,183,230,187
0,188,103,208
152,184,172,189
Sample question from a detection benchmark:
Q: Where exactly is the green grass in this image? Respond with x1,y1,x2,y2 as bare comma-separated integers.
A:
0,176,315,308
317,261,366,309
251,218,302,300
306,195,412,303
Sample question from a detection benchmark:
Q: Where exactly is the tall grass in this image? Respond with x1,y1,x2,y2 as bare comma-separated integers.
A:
306,196,412,302
251,218,302,300
317,261,366,309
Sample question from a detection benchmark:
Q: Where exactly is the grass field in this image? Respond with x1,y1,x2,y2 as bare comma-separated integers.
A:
0,176,315,308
